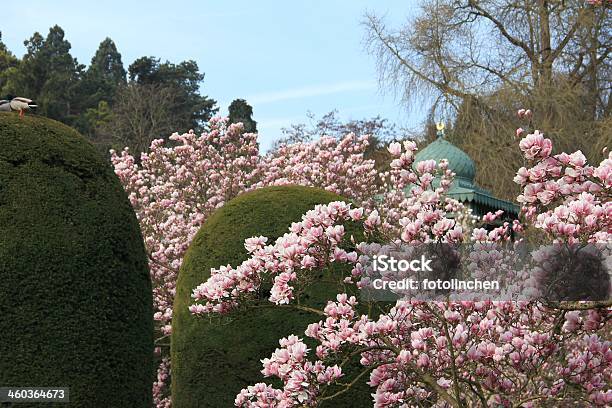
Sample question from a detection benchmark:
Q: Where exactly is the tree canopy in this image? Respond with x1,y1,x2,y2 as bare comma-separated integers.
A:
228,98,257,133
364,0,611,199
0,26,218,155
129,57,217,132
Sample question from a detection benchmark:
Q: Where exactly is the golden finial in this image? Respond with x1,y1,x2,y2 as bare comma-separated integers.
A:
436,122,445,138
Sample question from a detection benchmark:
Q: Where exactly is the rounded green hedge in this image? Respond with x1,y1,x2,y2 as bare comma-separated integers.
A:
171,185,372,407
0,113,154,407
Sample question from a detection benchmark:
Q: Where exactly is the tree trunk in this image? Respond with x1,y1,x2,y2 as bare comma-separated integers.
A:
537,0,554,129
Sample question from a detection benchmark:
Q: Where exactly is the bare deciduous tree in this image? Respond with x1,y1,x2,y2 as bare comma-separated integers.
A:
364,0,611,199
97,83,183,156
274,110,407,172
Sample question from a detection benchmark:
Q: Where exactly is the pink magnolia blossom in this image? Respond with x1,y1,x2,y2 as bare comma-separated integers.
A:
117,111,610,407
515,125,611,243
112,118,382,405
191,112,610,407
518,130,553,160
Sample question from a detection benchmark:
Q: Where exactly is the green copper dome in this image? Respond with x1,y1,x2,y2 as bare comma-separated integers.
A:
414,137,476,181
407,134,519,217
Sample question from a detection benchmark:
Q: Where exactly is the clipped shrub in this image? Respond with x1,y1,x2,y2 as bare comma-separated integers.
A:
0,113,154,407
172,185,371,407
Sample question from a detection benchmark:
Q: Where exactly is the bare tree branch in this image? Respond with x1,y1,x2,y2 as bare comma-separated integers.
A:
467,0,537,64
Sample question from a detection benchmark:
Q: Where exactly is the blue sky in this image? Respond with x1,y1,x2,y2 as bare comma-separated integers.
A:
2,0,427,150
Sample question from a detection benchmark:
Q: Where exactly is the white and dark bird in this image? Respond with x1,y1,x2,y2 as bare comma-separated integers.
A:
0,95,37,118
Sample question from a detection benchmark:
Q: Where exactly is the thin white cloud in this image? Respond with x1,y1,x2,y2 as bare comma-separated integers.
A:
247,80,376,105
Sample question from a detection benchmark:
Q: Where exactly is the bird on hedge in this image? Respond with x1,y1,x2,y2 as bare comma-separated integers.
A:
0,95,37,118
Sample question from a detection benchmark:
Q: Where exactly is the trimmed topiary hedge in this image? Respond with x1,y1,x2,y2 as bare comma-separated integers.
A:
0,113,154,407
172,185,371,407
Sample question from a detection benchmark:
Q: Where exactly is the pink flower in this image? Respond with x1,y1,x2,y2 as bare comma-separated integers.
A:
569,151,587,167
416,159,437,174
301,255,317,269
387,142,402,156
117,113,612,407
349,207,364,221
437,377,452,389
519,131,552,160
244,236,268,253
416,354,430,368
365,210,381,229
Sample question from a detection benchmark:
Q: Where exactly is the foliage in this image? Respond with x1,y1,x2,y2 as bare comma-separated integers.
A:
74,37,127,134
0,113,154,407
228,98,257,133
88,38,127,89
83,100,113,148
111,117,383,406
128,56,217,132
0,27,218,152
364,0,611,200
189,111,611,407
172,186,371,407
0,31,19,91
2,26,83,124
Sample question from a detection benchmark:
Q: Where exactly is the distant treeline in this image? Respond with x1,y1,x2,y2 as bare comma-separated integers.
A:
0,25,256,156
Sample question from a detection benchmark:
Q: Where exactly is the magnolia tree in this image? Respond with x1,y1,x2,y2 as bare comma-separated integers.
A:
189,112,611,407
257,134,380,207
112,118,260,338
113,112,610,406
111,119,383,406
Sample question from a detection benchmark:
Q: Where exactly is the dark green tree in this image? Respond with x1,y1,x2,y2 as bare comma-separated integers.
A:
0,113,154,407
0,28,221,151
75,38,126,136
89,38,126,84
228,98,257,133
4,25,83,124
82,38,126,105
0,32,19,93
172,186,371,408
128,56,217,132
